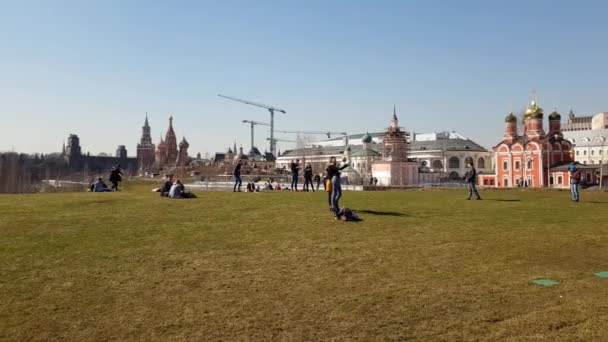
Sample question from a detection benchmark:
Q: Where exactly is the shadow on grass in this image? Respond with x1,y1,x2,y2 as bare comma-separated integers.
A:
353,210,408,217
588,201,608,204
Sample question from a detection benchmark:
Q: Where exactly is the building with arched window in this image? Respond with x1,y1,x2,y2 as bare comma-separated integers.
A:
407,131,492,179
478,99,575,188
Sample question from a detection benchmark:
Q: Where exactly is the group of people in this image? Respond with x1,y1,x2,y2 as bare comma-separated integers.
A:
90,165,123,192
156,175,197,199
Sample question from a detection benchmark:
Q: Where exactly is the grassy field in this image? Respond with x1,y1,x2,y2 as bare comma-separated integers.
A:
1,183,608,341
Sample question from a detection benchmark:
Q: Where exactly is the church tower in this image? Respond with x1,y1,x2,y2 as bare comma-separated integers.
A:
165,116,178,163
503,112,517,143
524,98,545,141
382,106,409,162
176,137,190,166
136,113,156,172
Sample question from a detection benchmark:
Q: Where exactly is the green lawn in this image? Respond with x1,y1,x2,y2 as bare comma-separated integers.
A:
1,184,608,341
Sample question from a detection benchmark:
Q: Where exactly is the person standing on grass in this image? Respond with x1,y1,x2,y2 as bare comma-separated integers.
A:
464,163,481,200
314,173,321,191
303,163,315,192
326,157,350,216
109,165,123,191
569,164,582,202
233,160,243,192
290,159,300,191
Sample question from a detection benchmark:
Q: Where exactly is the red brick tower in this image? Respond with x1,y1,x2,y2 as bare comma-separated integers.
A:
136,113,156,172
503,112,517,144
164,116,178,163
524,99,545,141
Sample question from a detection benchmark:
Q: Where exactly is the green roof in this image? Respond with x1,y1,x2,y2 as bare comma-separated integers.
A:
352,149,382,158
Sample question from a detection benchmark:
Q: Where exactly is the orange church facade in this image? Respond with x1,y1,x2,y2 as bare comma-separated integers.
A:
478,99,575,188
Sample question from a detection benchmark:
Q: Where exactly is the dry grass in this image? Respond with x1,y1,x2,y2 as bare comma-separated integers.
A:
1,183,608,341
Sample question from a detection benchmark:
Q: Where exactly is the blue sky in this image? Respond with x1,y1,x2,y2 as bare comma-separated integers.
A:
1,0,607,156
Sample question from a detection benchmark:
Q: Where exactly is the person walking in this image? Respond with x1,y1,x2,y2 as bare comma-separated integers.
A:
303,164,315,192
326,157,350,217
290,159,300,191
569,163,582,202
109,165,123,191
233,160,243,192
464,163,481,200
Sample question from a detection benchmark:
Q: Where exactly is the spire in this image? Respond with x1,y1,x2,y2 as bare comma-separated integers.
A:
144,112,149,127
169,114,173,127
62,141,66,155
233,141,237,154
393,104,398,120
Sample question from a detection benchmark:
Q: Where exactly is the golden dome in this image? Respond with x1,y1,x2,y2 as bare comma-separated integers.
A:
524,99,544,119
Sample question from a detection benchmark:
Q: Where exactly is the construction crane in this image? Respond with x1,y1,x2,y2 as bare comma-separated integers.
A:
267,137,296,143
267,137,298,154
242,120,270,152
218,94,286,156
274,129,347,139
275,129,349,146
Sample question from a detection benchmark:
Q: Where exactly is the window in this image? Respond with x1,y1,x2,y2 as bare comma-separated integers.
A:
515,161,521,170
432,160,443,169
549,176,554,185
477,157,485,169
503,160,508,171
464,156,474,167
449,157,460,169
558,176,563,184
600,150,603,155
527,160,532,169
583,150,587,156
504,178,509,187
576,150,580,156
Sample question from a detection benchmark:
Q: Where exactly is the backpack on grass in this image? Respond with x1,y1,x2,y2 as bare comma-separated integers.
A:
337,207,361,222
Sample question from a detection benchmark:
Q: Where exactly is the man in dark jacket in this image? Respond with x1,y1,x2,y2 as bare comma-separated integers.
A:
290,159,300,191
464,163,481,200
303,164,315,192
233,160,243,192
109,165,123,191
160,175,173,197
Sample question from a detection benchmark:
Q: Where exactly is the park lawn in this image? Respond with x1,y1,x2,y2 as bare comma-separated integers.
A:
1,184,608,341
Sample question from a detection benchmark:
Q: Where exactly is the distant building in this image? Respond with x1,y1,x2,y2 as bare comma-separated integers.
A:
294,126,491,180
478,99,576,188
64,134,137,175
136,114,155,172
371,108,419,186
562,112,608,166
155,116,190,169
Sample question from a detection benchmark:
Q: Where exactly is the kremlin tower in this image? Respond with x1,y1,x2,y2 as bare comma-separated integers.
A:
136,114,156,172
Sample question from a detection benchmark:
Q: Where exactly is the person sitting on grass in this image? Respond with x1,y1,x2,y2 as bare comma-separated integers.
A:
92,177,109,192
168,180,183,198
159,175,174,197
167,180,198,199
